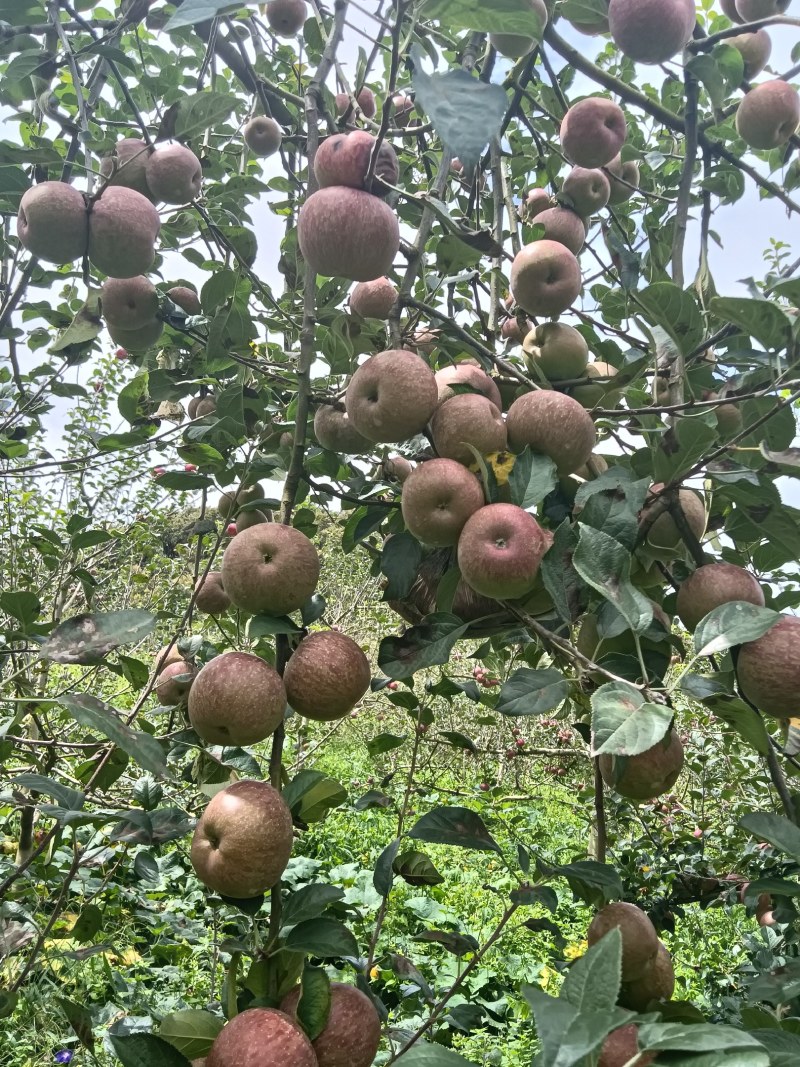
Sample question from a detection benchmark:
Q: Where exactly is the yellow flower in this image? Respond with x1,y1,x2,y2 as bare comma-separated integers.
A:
369,966,381,980
563,940,587,961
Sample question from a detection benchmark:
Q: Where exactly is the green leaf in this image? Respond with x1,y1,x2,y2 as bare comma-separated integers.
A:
159,1011,223,1060
653,414,719,485
393,849,445,887
285,917,358,958
420,0,546,35
710,296,792,352
155,471,215,491
0,590,41,627
693,601,780,658
591,682,673,756
541,520,586,623
496,667,569,717
740,812,800,862
166,0,257,30
374,838,401,897
58,997,95,1051
41,609,156,664
72,903,103,943
283,770,347,825
411,47,508,169
296,965,331,1041
537,857,623,908
10,774,85,813
247,614,302,638
560,927,622,1016
281,883,345,929
637,1022,769,1064
118,372,150,425
366,732,407,757
395,1044,479,1066
60,693,167,778
408,806,501,853
637,282,704,357
573,526,653,634
749,1030,800,1067
438,730,478,753
173,91,238,138
378,613,471,680
679,672,770,754
382,531,424,601
507,449,558,511
110,1033,192,1067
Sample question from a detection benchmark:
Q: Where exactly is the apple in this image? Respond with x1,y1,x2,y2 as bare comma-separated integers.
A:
587,901,659,981
221,522,320,616
506,390,596,474
283,630,371,721
430,393,507,466
736,80,800,150
345,349,438,443
608,0,696,64
560,98,627,168
188,651,286,746
297,187,400,282
561,166,611,216
510,240,582,316
400,458,485,547
457,503,550,600
675,562,764,631
280,982,381,1067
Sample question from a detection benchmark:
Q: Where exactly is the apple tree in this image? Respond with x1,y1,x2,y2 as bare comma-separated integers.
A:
1,0,800,1064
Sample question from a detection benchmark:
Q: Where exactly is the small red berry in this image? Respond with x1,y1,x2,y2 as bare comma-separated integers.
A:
225,522,238,537
152,467,166,478
184,463,198,472
386,681,398,690
115,346,129,360
516,737,526,747
479,782,490,791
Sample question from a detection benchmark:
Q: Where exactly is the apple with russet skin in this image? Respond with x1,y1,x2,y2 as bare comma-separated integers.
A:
522,188,551,219
17,181,88,264
489,0,548,58
155,660,198,706
194,571,231,614
605,154,640,204
641,483,706,559
191,782,294,900
188,651,286,746
618,941,675,1010
430,393,507,466
345,349,438,443
562,166,611,216
400,458,485,547
523,321,589,381
392,93,415,127
99,139,154,199
608,0,696,64
221,521,321,616
243,115,283,156
457,503,550,600
535,206,586,254
598,1025,655,1067
265,0,308,36
434,363,503,410
675,561,764,631
298,186,400,282
736,80,800,150
560,97,627,167
587,901,659,981
314,404,371,453
167,285,201,315
336,86,377,118
145,143,202,203
728,29,772,79
510,240,582,316
736,614,800,718
280,983,381,1067
350,276,398,319
507,390,596,475
88,186,160,278
600,730,684,802
314,131,399,196
736,0,789,17
284,630,371,721
101,275,159,330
